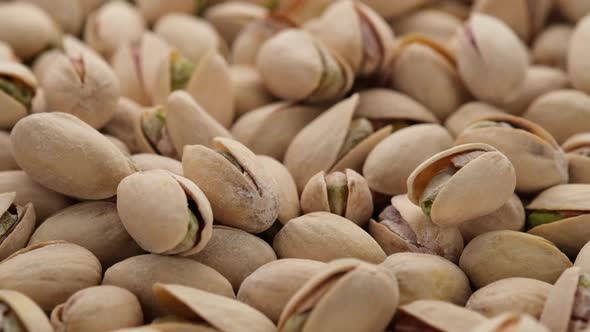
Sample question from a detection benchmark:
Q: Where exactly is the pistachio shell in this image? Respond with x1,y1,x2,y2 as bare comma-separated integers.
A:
104,98,146,154
0,62,36,129
28,201,144,268
0,192,35,261
237,259,325,323
563,133,590,184
532,24,573,70
51,285,143,332
258,155,300,224
230,65,276,116
0,131,18,171
459,230,572,288
472,313,550,332
558,0,590,23
444,102,505,137
204,2,268,45
231,16,293,66
131,153,183,176
11,112,137,200
114,323,217,332
273,212,386,263
0,241,102,312
539,266,581,332
153,283,276,332
355,89,438,123
567,15,590,94
466,278,551,319
103,254,234,320
21,0,86,35
391,10,462,44
394,300,486,332
0,290,51,331
359,0,432,19
106,134,131,155
575,241,590,273
0,41,16,62
135,0,197,25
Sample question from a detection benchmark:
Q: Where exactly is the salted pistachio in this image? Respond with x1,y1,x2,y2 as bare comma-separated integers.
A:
456,13,529,104
106,134,131,155
392,300,486,332
458,194,525,243
278,258,398,332
424,0,471,20
256,28,354,104
472,313,550,332
20,0,86,35
525,184,590,258
459,230,572,288
11,112,137,200
0,2,60,61
230,65,276,116
237,259,325,323
364,124,453,195
154,284,275,332
369,194,464,263
380,252,471,306
0,131,18,171
567,16,590,95
407,143,516,226
576,242,590,274
42,36,120,129
51,285,143,332
523,90,590,144
182,137,279,233
0,41,17,62
466,278,551,319
273,212,386,263
0,192,35,262
557,0,590,23
104,98,147,154
272,0,333,25
135,0,198,25
28,201,143,268
204,1,268,45
359,0,433,20
390,9,462,44
0,289,53,332
455,114,568,193
532,24,573,70
103,254,234,320
113,322,218,332
30,49,62,89
391,35,470,120
131,153,183,176
301,169,373,227
563,133,590,184
0,241,102,312
258,155,300,224
444,102,505,137
0,62,37,129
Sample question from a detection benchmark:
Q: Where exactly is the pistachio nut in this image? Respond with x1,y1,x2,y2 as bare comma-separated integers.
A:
204,1,268,45
563,133,590,184
278,258,399,332
51,285,143,332
113,323,218,332
568,15,590,95
135,0,198,25
391,35,470,120
407,143,516,226
363,124,453,195
0,41,17,62
182,137,279,233
28,201,144,268
459,230,572,288
0,170,72,222
230,65,276,116
131,153,183,176
458,194,525,243
20,0,86,35
0,2,60,60
472,313,550,332
258,155,300,224
11,112,137,200
381,252,471,306
84,1,146,59
575,241,590,274
103,254,234,320
0,62,37,129
0,289,53,331
391,300,486,332
359,0,433,20
301,169,373,227
369,194,464,263
0,192,35,261
106,134,131,155
532,24,573,70
424,0,472,20
103,98,147,154
523,90,590,144
0,131,18,171
557,0,590,23
455,114,568,193
273,212,386,263
0,241,102,312
456,13,529,104
231,102,323,161
272,0,333,24
391,10,462,44
444,102,505,138
237,259,325,323
466,277,551,319
256,28,354,103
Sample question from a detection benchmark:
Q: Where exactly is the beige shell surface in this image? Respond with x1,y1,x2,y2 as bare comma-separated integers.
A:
0,289,53,332
540,266,581,332
330,125,391,174
459,230,572,288
0,62,36,129
568,15,590,94
230,65,275,117
106,134,131,155
204,1,268,45
131,153,183,176
567,154,590,184
472,313,550,332
135,0,196,25
391,9,462,44
0,130,18,171
575,241,590,273
532,24,572,70
563,132,590,151
360,0,432,19
258,155,300,224
103,98,146,154
397,300,486,332
444,102,505,137
273,212,386,263
355,89,438,123
528,184,590,210
529,214,590,258
0,194,35,261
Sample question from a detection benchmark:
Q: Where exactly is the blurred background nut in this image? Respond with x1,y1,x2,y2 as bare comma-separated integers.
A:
135,0,198,25
0,131,18,171
229,65,276,117
472,313,550,332
444,102,505,138
568,15,590,95
204,1,268,45
258,155,300,225
130,153,183,176
392,300,486,332
532,24,573,70
563,133,590,184
18,0,87,35
557,0,590,23
390,9,462,44
0,62,37,130
0,41,17,62
359,0,432,20
0,289,53,332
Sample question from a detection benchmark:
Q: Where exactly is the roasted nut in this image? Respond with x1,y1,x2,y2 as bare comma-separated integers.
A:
390,10,462,44
0,192,35,261
444,102,505,137
0,289,53,332
230,65,276,116
135,0,198,25
19,0,86,35
0,41,17,62
532,24,573,70
130,153,183,176
0,62,37,130
392,300,486,332
106,134,131,155
472,313,550,332
0,131,18,171
563,133,590,184
258,155,300,224
557,0,590,23
568,15,590,95
360,0,433,20
204,1,268,45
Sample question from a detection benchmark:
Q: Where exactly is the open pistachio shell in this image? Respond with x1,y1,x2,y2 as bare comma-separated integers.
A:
563,133,590,184
393,300,486,332
444,102,505,138
0,62,36,129
567,15,590,94
472,313,550,332
11,112,137,200
466,277,551,319
182,137,279,233
103,254,234,320
359,0,432,20
575,241,590,274
391,10,462,44
273,212,386,263
532,24,573,70
258,155,300,224
131,153,183,176
455,114,568,193
28,201,143,268
103,98,145,154
558,0,590,23
459,230,572,288
0,289,53,331
0,41,16,62
230,65,275,116
278,258,399,332
0,192,35,261
0,131,17,171
51,285,143,332
153,283,276,332
540,266,588,332
237,259,325,323
204,1,268,45
381,252,471,306
355,88,439,124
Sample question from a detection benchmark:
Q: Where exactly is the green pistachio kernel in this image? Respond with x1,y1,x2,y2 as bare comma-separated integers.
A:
216,150,244,173
164,206,200,255
420,198,434,217
170,53,196,91
325,172,348,216
264,0,279,10
391,120,411,132
526,211,564,229
0,77,34,111
141,108,166,149
0,207,17,238
283,312,310,332
308,44,346,103
338,118,375,159
580,274,590,289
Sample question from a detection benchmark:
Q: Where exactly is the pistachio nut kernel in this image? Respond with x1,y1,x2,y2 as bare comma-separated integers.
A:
140,107,177,158
162,205,201,255
0,75,34,112
527,210,582,229
324,172,348,216
0,205,17,239
169,51,195,92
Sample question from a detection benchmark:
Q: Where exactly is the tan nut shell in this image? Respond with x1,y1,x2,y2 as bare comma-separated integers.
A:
135,0,196,25
232,16,293,66
0,62,36,129
131,153,183,176
113,323,218,332
533,24,573,70
575,241,590,273
472,313,550,332
258,155,300,224
153,283,276,332
407,143,516,226
444,102,505,138
103,98,146,154
204,1,268,45
568,13,590,94
0,192,35,261
392,9,461,43
466,277,551,319
396,300,486,332
0,241,102,312
359,0,432,20
273,212,386,263
563,133,590,184
103,254,234,320
540,266,583,332
28,201,144,268
0,289,53,332
355,88,438,123
51,285,143,332
11,112,137,200
0,131,17,171
459,230,572,289
230,65,275,117
182,137,279,233
237,259,325,323
21,0,85,35
106,134,131,155
278,258,399,332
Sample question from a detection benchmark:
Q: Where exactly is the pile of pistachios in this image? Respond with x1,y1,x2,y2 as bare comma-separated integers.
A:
3,0,590,331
